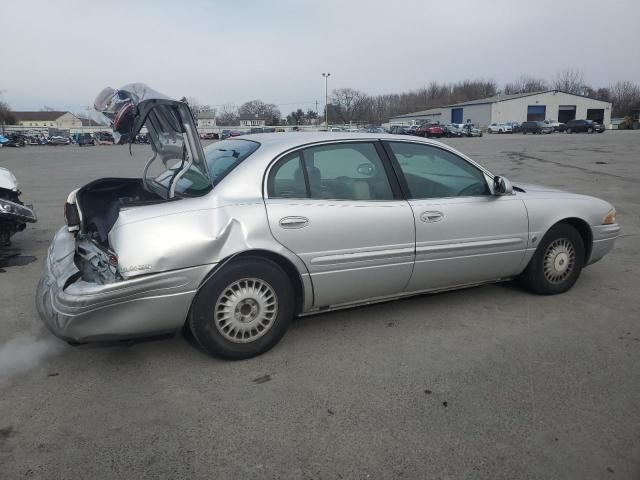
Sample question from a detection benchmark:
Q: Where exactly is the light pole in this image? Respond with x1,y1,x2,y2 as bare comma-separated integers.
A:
322,72,330,128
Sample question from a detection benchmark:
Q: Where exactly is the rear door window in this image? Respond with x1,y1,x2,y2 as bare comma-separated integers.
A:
301,143,394,201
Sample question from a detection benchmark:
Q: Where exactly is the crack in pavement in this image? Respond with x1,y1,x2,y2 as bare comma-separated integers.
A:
502,150,638,182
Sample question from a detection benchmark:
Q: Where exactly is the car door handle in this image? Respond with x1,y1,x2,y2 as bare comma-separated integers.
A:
279,216,309,229
420,211,444,223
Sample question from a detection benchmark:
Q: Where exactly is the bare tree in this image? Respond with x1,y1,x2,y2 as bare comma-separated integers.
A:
238,100,281,125
217,104,238,125
609,81,640,117
504,75,548,94
330,88,371,123
552,68,586,94
0,92,16,125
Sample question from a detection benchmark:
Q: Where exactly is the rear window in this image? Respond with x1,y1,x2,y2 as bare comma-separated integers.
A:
204,139,260,185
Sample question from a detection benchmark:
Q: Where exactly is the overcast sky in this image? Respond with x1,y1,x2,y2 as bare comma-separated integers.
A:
1,0,638,115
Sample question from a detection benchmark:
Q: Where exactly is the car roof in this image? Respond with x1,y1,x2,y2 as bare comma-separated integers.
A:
232,131,437,151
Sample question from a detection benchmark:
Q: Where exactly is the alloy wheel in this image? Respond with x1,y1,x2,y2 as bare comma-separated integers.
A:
214,278,278,343
543,238,576,284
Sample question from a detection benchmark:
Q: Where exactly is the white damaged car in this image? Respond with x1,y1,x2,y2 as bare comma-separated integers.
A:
0,167,37,246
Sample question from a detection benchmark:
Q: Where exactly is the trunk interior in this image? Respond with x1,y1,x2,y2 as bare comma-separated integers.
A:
76,178,164,246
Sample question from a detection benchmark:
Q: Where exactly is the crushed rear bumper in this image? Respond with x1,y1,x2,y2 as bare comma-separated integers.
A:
36,227,213,342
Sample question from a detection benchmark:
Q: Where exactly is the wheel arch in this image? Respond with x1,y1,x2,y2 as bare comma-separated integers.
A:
549,217,593,264
189,249,307,321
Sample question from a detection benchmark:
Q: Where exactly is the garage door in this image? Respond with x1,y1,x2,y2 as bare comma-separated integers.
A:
527,105,546,121
451,108,463,124
587,109,604,123
558,105,576,123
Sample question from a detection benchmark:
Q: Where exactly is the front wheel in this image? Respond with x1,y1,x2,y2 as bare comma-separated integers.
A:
517,223,585,295
189,257,294,359
566,128,572,134
587,127,594,133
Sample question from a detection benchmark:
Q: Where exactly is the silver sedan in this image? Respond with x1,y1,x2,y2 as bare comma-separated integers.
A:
36,85,620,359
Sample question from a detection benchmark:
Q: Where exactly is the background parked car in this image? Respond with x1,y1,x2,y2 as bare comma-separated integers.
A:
563,119,605,134
487,123,513,134
544,119,564,132
3,134,27,147
506,122,522,133
457,124,482,137
389,125,409,135
199,132,219,140
442,124,464,137
416,123,443,138
76,133,96,146
366,127,387,134
96,132,115,145
521,121,552,134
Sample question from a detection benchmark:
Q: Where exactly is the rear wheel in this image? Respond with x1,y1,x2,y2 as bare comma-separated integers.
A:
518,223,585,295
566,128,572,134
587,127,594,133
189,257,294,359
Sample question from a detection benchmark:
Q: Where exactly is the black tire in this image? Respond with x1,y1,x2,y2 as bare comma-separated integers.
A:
517,223,585,295
587,127,593,133
566,128,572,134
189,257,294,359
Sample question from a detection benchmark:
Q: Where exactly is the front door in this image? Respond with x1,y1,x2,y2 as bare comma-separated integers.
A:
264,141,415,307
384,140,529,292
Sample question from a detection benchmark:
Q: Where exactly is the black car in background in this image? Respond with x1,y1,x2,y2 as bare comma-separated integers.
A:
389,125,409,135
562,119,605,134
521,121,552,134
2,134,28,147
77,133,95,146
506,122,522,133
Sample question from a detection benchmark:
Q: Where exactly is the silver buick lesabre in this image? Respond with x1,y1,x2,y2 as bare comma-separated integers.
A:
36,84,620,359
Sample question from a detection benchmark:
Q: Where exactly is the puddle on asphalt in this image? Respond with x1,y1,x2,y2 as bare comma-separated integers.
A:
0,252,37,271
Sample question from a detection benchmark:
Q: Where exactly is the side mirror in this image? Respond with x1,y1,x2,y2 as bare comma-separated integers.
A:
494,176,513,195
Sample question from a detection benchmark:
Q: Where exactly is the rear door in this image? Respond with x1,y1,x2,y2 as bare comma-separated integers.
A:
264,141,415,307
384,140,529,292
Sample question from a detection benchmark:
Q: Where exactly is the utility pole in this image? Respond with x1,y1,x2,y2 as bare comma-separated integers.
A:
322,73,331,128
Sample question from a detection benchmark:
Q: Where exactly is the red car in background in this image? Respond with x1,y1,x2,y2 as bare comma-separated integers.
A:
416,123,443,138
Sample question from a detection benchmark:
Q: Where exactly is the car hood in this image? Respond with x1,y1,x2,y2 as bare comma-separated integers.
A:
513,182,566,193
0,167,19,192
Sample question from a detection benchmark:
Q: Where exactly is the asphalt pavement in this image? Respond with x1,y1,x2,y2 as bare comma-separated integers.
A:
0,131,638,479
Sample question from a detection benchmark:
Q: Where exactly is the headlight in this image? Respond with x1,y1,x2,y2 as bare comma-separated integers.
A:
0,198,36,222
602,208,616,225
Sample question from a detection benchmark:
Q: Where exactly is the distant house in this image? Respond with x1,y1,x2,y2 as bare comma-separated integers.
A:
196,111,217,128
12,111,82,129
239,114,269,127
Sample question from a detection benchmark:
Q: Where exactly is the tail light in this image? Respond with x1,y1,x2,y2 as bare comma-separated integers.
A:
64,202,80,231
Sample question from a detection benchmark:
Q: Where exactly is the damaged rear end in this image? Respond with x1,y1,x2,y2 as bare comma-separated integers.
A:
36,83,216,342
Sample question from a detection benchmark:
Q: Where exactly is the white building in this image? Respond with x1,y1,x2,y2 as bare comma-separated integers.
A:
390,90,612,128
196,112,217,129
239,115,269,127
389,108,444,126
13,111,82,129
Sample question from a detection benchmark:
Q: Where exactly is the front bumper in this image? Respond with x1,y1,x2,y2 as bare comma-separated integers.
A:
587,223,621,265
36,227,213,342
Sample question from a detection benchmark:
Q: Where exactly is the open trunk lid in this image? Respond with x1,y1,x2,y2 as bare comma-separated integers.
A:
94,83,211,198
